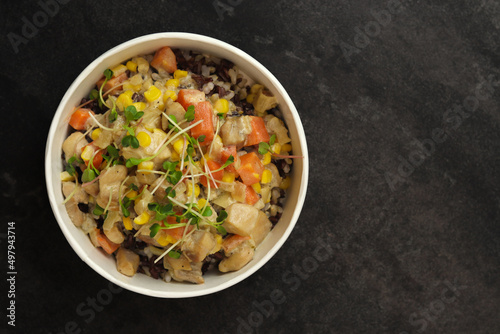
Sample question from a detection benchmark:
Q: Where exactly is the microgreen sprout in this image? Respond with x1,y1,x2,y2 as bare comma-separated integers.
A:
98,69,118,123
185,105,195,122
93,204,104,216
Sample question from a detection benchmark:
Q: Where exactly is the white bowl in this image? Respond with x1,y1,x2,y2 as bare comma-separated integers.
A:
45,32,309,298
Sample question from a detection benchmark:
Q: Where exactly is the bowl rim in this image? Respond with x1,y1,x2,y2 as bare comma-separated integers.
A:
45,32,309,298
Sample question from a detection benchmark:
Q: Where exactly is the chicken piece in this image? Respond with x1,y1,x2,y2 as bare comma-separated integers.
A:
263,114,291,145
62,132,88,162
81,213,97,235
62,181,89,227
230,181,247,203
141,107,162,131
252,88,278,115
219,240,255,272
134,188,155,216
121,126,171,170
181,230,216,263
82,180,99,197
165,261,204,284
162,101,188,130
164,254,192,271
103,211,125,244
220,116,252,148
94,128,113,149
223,203,272,246
116,247,140,277
96,165,127,211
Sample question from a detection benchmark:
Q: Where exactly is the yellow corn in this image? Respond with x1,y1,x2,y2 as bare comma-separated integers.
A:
166,78,180,89
170,150,180,161
60,171,74,182
174,69,188,79
81,145,94,162
253,172,261,181
138,161,154,173
261,169,273,184
251,182,261,194
222,172,235,183
271,143,281,155
136,132,152,147
126,61,137,72
197,198,207,208
157,233,178,246
116,92,133,111
261,152,272,165
187,182,200,198
163,90,178,102
91,128,102,141
214,98,229,114
88,195,95,204
246,93,255,103
134,212,151,225
126,190,138,199
132,102,146,111
281,143,292,152
250,84,263,94
111,64,127,76
210,234,223,253
279,176,291,190
122,217,133,230
144,85,162,102
173,138,186,154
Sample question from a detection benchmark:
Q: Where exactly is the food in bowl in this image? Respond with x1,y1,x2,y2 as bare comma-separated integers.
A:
60,46,297,284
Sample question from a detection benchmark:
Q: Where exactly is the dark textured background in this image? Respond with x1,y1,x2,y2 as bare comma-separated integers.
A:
2,0,500,333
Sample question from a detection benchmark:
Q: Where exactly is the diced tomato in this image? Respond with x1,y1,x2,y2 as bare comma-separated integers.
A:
200,159,224,188
237,152,264,185
69,108,94,130
245,185,260,205
150,46,177,73
245,116,270,147
97,232,120,254
177,89,205,110
96,72,128,95
220,146,239,175
190,101,214,145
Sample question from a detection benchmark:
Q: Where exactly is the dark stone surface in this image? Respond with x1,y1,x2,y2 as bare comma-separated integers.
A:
2,0,499,333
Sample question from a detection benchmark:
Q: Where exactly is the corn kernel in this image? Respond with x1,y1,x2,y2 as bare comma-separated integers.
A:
111,64,127,76
246,93,255,103
163,90,178,102
279,176,291,190
136,132,152,147
222,172,235,183
261,152,272,165
157,233,178,246
253,172,261,181
173,138,186,154
116,92,133,111
211,234,223,253
170,150,180,161
197,198,207,208
122,217,133,230
251,182,261,194
88,195,95,204
187,183,200,198
271,143,281,155
281,143,292,152
261,169,273,184
126,190,138,199
250,84,263,94
131,102,146,112
126,61,138,72
174,70,188,79
91,128,102,141
134,212,150,225
144,85,162,102
138,161,154,173
166,78,180,89
60,171,75,182
214,98,229,114
81,145,94,162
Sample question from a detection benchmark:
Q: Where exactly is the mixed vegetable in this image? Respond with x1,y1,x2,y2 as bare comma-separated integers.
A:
61,46,297,284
